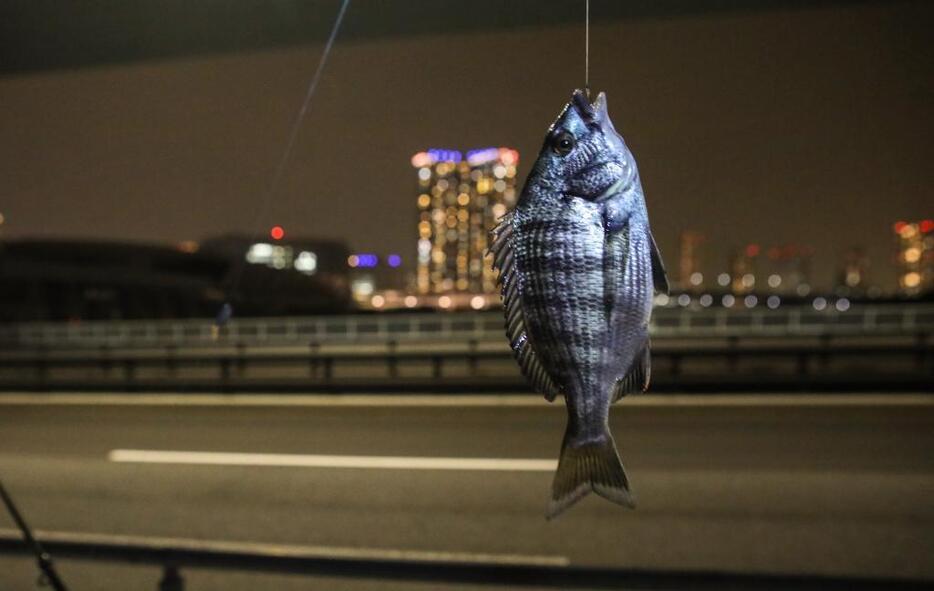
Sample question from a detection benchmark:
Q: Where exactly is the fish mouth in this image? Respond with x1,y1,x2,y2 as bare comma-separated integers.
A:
571,90,610,125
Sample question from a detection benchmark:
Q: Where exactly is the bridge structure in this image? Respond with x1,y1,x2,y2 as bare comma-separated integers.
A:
0,302,930,392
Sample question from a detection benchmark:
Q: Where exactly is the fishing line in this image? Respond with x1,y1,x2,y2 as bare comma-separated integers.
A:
585,0,590,97
222,0,352,320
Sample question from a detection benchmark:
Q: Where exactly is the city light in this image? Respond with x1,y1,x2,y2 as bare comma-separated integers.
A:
352,254,378,268
898,224,917,239
428,149,462,163
410,152,433,167
270,225,285,240
722,294,736,307
414,146,519,295
744,295,758,308
894,220,932,295
412,149,464,167
768,274,782,288
351,277,374,298
699,294,713,307
470,295,486,310
717,273,731,286
404,295,418,308
835,297,850,312
370,294,385,308
466,147,518,167
813,297,827,311
767,295,781,309
245,242,294,271
293,251,317,275
689,272,703,286
387,254,402,268
654,294,670,306
246,243,273,263
677,293,691,307
176,240,199,253
438,295,452,309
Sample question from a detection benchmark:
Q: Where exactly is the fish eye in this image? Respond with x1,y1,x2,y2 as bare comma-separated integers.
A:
551,130,576,156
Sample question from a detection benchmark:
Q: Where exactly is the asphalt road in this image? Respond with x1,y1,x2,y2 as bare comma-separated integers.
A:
0,393,932,590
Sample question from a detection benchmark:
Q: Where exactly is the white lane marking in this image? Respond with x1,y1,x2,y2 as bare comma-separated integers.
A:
0,529,569,567
2,393,932,407
109,449,558,472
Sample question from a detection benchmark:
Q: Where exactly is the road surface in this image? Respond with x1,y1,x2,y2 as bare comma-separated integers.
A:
0,393,931,590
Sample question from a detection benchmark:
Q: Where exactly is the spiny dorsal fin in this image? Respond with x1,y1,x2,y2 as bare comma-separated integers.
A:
490,213,562,401
612,343,651,402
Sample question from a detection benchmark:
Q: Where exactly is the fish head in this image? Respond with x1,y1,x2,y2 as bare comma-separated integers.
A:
530,89,637,202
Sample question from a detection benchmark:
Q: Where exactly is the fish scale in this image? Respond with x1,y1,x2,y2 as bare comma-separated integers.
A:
490,90,669,518
517,197,609,429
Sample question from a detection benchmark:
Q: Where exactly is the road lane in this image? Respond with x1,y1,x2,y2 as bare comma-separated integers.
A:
0,393,932,590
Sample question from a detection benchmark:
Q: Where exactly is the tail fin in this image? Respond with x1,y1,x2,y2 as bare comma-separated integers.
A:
546,430,635,520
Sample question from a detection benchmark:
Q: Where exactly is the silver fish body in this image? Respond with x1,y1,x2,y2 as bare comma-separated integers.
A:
491,90,668,518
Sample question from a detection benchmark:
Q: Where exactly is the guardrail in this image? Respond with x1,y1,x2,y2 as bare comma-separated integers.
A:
1,303,932,350
1,333,930,392
0,529,927,590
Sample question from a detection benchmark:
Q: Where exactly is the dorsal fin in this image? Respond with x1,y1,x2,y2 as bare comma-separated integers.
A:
490,213,562,401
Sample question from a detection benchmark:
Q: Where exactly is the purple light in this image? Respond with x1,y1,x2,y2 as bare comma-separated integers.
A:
466,147,499,166
353,253,379,268
427,149,462,163
387,254,401,268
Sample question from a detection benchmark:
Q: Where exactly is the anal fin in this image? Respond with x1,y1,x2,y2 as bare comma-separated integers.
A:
612,343,651,402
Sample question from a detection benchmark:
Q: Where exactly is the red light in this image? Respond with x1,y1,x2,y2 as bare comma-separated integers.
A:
893,221,907,234
270,226,285,240
920,220,934,233
745,244,760,258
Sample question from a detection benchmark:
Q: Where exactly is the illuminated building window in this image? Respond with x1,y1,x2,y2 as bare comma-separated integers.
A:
412,147,520,299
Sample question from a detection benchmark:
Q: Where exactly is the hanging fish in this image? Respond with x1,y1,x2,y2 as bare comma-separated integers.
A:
491,89,669,519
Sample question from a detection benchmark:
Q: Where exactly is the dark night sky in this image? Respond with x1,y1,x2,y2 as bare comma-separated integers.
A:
0,1,931,290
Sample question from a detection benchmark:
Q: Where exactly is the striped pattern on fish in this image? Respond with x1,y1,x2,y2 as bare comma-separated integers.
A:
491,90,669,519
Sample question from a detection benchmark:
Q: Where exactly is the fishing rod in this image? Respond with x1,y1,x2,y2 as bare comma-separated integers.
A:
0,480,68,591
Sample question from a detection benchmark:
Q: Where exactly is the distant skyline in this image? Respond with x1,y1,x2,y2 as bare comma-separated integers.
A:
0,1,931,290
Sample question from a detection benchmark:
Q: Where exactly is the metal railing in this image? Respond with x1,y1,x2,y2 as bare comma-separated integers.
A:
0,529,927,590
2,303,932,350
1,332,930,392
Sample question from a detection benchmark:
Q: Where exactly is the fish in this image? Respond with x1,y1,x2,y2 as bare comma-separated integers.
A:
490,89,669,519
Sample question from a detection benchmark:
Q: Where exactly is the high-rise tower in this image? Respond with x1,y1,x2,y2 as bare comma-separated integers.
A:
412,147,519,295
